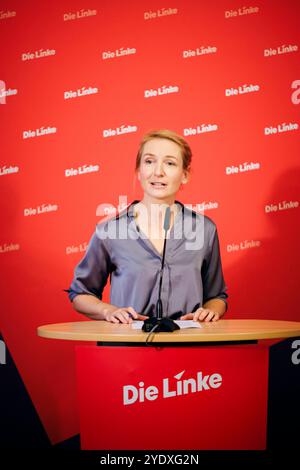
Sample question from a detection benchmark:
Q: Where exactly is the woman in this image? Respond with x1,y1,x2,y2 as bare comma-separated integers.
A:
66,129,228,323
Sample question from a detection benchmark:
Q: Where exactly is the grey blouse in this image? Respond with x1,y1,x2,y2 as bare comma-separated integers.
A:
66,200,228,318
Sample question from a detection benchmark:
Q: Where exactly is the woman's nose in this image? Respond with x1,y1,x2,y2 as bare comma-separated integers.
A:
154,162,165,175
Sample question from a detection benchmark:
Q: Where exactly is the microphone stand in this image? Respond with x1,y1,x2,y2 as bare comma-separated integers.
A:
142,206,180,333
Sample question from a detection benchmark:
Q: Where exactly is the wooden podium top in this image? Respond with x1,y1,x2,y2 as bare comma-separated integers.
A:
37,319,300,343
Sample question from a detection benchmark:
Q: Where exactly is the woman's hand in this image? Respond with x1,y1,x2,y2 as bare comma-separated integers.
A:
104,306,149,324
180,307,221,322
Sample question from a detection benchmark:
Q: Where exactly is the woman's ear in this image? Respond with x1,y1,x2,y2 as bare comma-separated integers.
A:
182,170,190,184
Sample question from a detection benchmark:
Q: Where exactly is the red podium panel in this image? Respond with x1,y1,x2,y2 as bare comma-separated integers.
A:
76,343,269,450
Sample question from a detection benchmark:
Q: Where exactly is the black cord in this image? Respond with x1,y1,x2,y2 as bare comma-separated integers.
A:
145,323,160,345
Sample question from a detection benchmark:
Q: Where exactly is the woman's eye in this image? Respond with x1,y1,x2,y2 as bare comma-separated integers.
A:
144,160,175,166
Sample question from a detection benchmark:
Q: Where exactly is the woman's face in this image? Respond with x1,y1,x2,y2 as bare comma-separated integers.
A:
137,138,189,202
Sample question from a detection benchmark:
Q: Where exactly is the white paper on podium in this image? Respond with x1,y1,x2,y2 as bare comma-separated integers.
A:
131,320,202,330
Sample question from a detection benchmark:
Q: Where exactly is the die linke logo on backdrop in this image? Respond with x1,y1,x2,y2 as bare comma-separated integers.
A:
182,46,217,59
264,44,298,57
195,201,219,212
225,83,260,97
102,47,136,60
24,203,58,217
0,10,16,20
227,239,261,253
0,242,20,254
0,81,17,104
65,164,100,177
183,124,218,136
123,369,222,406
144,7,178,20
64,86,99,100
225,6,259,18
66,242,87,256
63,9,97,21
226,161,261,175
0,164,19,176
22,126,57,139
102,125,138,138
21,48,56,61
265,200,299,213
264,121,299,135
144,85,179,98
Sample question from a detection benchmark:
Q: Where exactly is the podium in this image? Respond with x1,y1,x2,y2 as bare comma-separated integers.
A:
37,319,300,450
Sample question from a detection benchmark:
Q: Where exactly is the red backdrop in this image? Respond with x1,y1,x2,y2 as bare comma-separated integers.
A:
1,0,299,444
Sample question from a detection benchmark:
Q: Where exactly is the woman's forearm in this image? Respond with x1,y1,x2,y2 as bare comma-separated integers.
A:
202,298,227,318
72,294,117,320
73,295,227,321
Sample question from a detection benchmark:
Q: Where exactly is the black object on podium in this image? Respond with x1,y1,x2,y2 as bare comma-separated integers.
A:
142,206,180,333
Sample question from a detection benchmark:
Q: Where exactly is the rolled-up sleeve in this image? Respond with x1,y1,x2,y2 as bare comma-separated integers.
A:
201,227,228,311
64,228,112,302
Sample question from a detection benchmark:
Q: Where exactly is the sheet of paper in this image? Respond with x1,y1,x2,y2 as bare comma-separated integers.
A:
131,320,202,330
175,320,202,329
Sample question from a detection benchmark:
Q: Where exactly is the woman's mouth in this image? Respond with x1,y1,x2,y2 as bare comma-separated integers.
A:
150,182,167,188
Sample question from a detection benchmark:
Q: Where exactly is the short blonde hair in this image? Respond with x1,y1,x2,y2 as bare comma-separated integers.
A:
135,129,192,172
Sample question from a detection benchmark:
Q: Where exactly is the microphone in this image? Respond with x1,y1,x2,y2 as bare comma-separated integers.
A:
142,206,180,333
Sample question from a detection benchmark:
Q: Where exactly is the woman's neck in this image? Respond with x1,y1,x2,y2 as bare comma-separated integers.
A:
139,196,177,212
134,199,180,236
